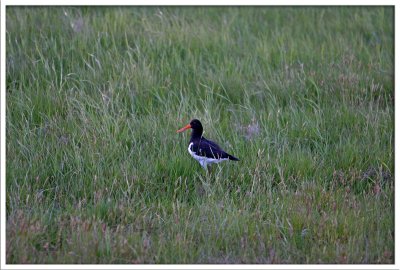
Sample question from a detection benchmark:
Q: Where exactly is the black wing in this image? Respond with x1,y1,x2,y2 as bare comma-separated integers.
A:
191,137,231,159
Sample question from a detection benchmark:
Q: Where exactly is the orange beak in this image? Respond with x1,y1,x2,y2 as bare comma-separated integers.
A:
177,124,191,133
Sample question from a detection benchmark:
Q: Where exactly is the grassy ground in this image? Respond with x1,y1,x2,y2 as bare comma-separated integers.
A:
5,6,394,264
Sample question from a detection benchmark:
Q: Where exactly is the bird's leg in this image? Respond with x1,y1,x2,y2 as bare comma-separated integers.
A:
200,160,208,171
207,164,213,175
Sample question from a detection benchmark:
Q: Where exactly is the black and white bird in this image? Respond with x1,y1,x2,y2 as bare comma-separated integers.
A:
177,119,239,170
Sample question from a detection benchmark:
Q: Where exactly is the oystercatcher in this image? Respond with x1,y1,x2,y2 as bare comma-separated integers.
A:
177,119,239,170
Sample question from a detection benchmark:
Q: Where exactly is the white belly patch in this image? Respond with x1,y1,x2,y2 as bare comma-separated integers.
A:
187,142,228,170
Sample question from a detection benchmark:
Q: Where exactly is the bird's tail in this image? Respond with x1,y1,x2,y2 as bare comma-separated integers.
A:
228,154,239,161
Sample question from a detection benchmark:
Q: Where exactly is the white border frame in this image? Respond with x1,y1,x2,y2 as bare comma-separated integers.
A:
1,2,398,270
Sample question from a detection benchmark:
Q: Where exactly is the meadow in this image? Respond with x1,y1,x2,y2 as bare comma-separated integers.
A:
5,6,394,264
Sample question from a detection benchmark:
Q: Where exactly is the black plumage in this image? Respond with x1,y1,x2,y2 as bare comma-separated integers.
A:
189,136,239,161
177,119,239,169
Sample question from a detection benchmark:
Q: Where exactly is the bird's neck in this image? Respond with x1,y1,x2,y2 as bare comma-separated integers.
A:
190,129,203,141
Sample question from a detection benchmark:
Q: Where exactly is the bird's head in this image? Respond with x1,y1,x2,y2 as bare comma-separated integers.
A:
177,119,203,133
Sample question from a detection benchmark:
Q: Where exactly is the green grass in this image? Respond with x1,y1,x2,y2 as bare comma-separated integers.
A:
6,6,394,264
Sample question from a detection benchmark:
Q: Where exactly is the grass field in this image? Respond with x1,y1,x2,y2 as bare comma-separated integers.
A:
5,6,394,264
